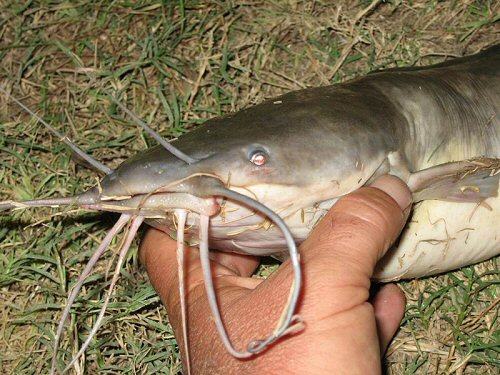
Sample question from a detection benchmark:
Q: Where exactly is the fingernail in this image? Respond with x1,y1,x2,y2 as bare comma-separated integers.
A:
370,175,412,212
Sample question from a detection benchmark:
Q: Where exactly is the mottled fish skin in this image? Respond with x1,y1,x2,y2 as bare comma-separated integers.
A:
97,44,499,280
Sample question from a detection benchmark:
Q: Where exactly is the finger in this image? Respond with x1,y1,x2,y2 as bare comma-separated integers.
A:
270,175,412,319
300,175,412,284
372,283,406,354
139,228,259,277
237,175,412,327
139,228,186,309
139,227,260,308
211,251,261,277
370,175,412,215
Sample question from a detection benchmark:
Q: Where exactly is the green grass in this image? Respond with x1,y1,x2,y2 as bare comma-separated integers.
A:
0,1,499,374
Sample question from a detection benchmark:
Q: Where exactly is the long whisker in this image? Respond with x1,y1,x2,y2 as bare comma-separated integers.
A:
175,209,191,375
200,188,302,357
198,214,253,356
0,197,78,212
50,214,131,375
0,190,98,212
109,96,198,165
62,215,144,373
54,46,198,165
199,215,255,358
0,86,113,175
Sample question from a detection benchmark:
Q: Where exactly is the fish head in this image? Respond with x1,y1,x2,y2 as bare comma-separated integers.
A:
98,87,392,218
84,87,395,255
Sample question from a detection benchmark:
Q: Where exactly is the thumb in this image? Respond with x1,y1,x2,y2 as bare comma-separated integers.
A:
300,175,412,290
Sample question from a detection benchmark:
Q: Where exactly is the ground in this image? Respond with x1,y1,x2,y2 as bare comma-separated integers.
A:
0,1,499,374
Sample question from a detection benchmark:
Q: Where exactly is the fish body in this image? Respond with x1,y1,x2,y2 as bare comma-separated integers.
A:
15,45,498,281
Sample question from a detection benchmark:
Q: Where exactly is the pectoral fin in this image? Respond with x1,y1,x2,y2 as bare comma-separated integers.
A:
407,158,500,203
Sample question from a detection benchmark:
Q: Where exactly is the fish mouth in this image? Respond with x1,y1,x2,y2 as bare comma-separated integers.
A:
89,173,314,223
85,173,299,224
84,175,228,218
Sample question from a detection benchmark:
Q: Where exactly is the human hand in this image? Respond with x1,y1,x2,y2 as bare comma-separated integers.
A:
139,175,412,375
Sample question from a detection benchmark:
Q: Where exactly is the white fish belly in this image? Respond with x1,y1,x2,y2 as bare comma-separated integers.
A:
154,188,499,280
374,187,500,281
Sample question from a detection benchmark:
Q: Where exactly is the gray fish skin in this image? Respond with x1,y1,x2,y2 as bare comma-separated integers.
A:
96,44,499,280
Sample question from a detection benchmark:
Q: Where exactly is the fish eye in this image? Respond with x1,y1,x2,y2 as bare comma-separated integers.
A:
248,148,268,166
